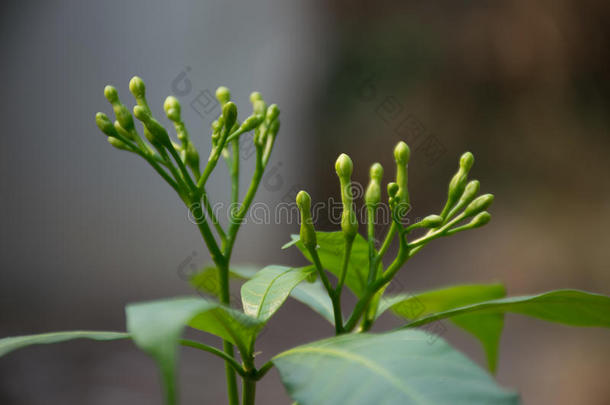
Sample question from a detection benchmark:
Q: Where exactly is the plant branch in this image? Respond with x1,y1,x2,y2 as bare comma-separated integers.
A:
180,339,247,378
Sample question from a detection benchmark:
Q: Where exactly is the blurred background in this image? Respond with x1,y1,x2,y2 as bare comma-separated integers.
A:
1,0,609,404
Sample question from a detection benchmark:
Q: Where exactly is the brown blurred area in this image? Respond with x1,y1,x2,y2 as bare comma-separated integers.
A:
0,1,609,404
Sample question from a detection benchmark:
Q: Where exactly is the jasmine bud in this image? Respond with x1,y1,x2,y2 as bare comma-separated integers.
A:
443,151,475,217
107,136,129,151
365,163,383,208
335,154,358,239
469,211,491,228
463,194,494,217
222,102,238,134
419,214,444,228
266,104,280,123
95,112,118,137
216,86,231,106
239,115,263,132
296,191,317,250
128,76,146,101
250,91,263,103
104,85,134,131
393,141,411,213
113,120,134,140
133,105,171,147
445,180,480,220
163,96,181,123
185,142,200,173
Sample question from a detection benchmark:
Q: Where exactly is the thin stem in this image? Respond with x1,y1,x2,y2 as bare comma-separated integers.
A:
377,222,397,261
309,248,343,333
167,144,197,191
201,189,227,244
179,339,246,378
336,239,353,294
255,361,274,380
231,138,239,206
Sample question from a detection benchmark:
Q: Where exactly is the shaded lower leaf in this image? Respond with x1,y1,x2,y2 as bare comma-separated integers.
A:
241,265,315,321
273,329,520,405
190,265,260,297
381,283,506,373
0,331,128,357
290,279,336,325
405,289,610,329
126,296,263,405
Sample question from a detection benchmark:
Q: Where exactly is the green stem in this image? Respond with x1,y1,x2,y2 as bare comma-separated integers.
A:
309,248,343,333
179,339,246,378
377,222,397,261
242,377,257,405
231,138,240,205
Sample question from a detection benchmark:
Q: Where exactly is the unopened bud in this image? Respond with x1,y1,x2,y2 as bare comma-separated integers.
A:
266,104,279,123
419,214,444,228
163,96,181,122
128,76,146,100
250,91,263,103
335,154,358,239
222,102,238,133
107,136,129,151
463,194,494,217
103,85,134,131
185,142,200,172
460,151,474,172
240,115,263,132
393,141,410,165
335,154,353,179
469,211,491,228
365,163,383,208
387,182,399,199
296,191,317,250
216,86,231,106
133,105,171,147
95,112,118,137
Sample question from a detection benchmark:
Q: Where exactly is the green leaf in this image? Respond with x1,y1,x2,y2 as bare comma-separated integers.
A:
405,289,610,328
273,329,520,405
286,232,371,298
241,265,315,321
126,296,264,405
0,331,128,358
381,283,506,373
290,279,336,325
189,265,260,296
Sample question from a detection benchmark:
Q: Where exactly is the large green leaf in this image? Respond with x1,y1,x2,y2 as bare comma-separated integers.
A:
126,296,264,405
241,265,315,321
273,329,520,405
380,283,506,373
190,265,260,297
405,289,610,328
284,232,371,298
0,331,128,357
290,279,336,325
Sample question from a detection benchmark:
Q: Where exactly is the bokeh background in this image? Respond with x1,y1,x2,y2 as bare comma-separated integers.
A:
1,1,610,404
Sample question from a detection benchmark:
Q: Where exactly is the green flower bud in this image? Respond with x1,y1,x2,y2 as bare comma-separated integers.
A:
459,180,480,205
419,214,444,228
240,115,263,132
266,104,280,123
387,182,399,199
365,163,383,208
222,102,238,133
469,211,491,228
128,76,146,100
460,151,474,172
267,119,280,139
393,141,410,165
335,153,353,179
107,136,129,151
335,154,358,239
463,194,494,217
163,96,182,122
104,85,134,131
296,191,317,250
185,142,200,172
216,86,231,106
250,91,263,103
113,120,134,140
133,105,171,147
443,152,476,217
104,85,119,103
252,100,267,117
95,112,118,137
393,141,410,211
